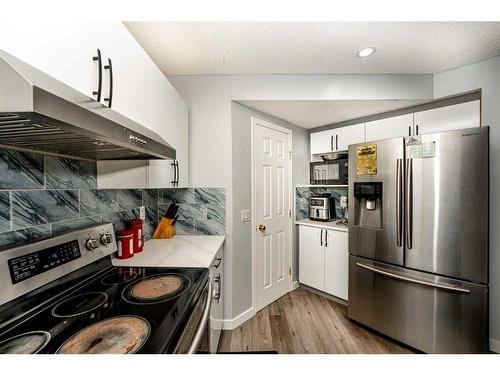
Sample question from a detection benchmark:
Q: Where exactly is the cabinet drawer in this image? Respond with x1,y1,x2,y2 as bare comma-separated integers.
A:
348,255,488,353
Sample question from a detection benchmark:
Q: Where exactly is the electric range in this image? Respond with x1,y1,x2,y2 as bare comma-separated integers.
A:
0,223,209,354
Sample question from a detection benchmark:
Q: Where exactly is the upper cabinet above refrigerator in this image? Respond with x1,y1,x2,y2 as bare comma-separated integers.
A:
413,100,480,135
365,114,414,142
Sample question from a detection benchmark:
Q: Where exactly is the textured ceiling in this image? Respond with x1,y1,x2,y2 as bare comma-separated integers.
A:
125,22,500,75
237,100,430,129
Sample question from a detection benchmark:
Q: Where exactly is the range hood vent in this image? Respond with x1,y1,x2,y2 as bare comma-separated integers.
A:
0,50,175,160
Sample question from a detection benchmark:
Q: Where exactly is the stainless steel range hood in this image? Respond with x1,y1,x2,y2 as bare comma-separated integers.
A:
0,50,175,160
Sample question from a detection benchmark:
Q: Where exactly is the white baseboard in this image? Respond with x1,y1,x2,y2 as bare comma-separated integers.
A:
292,280,300,290
222,306,255,330
490,338,500,353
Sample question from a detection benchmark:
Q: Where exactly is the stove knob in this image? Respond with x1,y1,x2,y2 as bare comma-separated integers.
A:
100,233,113,245
86,237,99,251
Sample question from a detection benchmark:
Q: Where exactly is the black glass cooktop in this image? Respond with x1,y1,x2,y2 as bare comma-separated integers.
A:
0,260,208,354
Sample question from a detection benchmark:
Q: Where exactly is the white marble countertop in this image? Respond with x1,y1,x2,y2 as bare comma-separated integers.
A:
295,219,349,232
112,235,226,269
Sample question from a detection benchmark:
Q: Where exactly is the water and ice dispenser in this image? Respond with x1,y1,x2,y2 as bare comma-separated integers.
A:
353,182,383,228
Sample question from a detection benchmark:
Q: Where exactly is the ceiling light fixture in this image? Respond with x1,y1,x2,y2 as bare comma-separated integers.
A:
357,47,376,58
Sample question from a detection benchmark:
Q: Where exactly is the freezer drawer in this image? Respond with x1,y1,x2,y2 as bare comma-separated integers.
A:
348,256,488,353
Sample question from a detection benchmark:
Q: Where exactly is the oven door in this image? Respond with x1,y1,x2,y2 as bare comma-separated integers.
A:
174,280,212,354
310,160,348,185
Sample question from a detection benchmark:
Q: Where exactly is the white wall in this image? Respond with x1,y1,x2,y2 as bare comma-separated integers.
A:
169,73,433,324
434,56,500,352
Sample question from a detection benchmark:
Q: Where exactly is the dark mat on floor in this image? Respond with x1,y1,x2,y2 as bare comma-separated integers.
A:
217,351,278,354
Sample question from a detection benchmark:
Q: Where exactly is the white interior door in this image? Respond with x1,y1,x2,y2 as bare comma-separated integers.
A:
253,119,291,312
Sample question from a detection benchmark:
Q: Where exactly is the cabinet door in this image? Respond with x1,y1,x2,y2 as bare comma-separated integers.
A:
413,100,480,135
299,225,325,290
365,114,413,142
147,62,189,187
324,230,348,300
310,129,336,155
0,21,101,98
335,123,365,151
99,22,151,126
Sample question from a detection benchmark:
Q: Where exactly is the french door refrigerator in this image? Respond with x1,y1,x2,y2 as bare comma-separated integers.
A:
347,126,489,353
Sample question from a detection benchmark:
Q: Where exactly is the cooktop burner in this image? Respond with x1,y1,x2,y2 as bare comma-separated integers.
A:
101,268,138,285
57,316,150,354
52,292,108,318
122,274,191,305
0,331,51,354
0,264,208,354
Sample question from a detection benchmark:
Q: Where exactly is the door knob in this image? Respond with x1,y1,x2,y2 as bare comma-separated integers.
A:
258,224,266,232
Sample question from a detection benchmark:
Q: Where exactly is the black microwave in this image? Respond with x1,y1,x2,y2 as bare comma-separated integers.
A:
310,159,348,185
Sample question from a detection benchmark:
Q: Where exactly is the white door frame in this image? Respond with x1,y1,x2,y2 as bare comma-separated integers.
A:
251,117,293,313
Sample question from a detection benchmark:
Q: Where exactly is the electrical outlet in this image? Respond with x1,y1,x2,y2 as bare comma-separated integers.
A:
139,206,145,220
241,209,251,222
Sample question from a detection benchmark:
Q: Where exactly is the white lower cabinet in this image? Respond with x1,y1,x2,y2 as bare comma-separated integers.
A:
324,229,349,300
299,225,325,290
299,225,348,300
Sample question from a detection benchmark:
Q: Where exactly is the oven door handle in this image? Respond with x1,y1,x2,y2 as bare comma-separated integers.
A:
187,280,213,354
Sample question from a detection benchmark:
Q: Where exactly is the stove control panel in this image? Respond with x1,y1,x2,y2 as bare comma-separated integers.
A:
8,240,81,284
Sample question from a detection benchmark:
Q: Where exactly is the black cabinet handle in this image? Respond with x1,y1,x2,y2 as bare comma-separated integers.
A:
92,49,102,102
104,58,113,108
320,229,324,246
335,135,338,150
175,160,180,186
408,126,411,136
330,136,333,151
416,125,419,135
325,230,328,247
171,160,180,186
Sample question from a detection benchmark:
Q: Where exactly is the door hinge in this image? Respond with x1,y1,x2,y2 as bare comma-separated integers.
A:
289,267,292,276
288,150,292,160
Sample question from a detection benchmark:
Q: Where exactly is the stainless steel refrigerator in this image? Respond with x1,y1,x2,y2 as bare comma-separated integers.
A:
347,126,489,353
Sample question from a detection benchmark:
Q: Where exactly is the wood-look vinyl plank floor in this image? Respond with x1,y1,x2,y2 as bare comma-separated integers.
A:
218,287,415,354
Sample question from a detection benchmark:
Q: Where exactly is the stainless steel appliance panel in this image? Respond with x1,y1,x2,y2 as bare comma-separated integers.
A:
348,137,405,265
209,246,224,353
405,127,489,283
348,255,489,353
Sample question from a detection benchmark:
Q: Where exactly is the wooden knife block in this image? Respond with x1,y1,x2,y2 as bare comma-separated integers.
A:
152,217,176,239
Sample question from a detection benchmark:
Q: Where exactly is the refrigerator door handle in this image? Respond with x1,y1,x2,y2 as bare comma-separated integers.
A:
355,262,471,294
405,158,413,249
396,158,403,247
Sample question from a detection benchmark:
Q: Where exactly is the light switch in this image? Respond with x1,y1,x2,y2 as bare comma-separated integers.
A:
241,209,251,222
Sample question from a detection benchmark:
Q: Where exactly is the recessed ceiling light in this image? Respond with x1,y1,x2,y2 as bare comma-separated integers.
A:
357,47,376,58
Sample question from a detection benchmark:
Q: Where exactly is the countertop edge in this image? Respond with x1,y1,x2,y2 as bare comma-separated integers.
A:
295,219,348,232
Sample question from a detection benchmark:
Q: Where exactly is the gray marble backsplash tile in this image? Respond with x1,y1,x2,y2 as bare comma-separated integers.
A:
0,148,226,247
195,188,225,206
0,192,10,232
0,150,44,189
80,189,118,216
45,157,97,189
12,190,80,228
295,186,348,221
0,225,51,249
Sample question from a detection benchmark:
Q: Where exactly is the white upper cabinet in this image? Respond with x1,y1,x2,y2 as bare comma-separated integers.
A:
413,100,480,135
98,23,151,126
334,123,365,151
147,62,189,188
310,129,336,155
365,114,414,142
0,21,102,98
310,123,365,156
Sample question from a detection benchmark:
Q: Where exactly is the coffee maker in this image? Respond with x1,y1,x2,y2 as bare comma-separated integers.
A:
308,193,336,221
